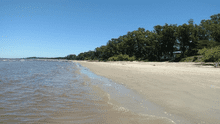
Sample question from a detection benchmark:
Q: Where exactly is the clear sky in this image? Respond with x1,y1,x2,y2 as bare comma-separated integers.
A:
1,0,219,58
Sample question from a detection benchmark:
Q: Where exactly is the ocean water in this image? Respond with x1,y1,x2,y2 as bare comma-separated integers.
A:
0,59,189,124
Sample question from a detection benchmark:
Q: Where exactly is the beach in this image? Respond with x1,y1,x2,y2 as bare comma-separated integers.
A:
73,61,220,124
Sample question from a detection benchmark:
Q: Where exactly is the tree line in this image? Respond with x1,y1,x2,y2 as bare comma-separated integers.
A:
66,13,220,62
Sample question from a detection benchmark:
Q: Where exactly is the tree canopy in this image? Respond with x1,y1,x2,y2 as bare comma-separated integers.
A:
66,13,220,63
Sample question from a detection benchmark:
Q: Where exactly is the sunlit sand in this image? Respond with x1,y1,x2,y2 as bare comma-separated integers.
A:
73,60,220,124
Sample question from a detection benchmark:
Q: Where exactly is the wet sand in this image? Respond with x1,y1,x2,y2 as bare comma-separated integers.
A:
72,61,220,124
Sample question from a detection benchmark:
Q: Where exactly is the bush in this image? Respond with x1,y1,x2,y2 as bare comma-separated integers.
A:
108,56,118,61
180,57,193,62
193,56,198,62
117,54,127,61
172,54,182,62
198,46,220,62
143,59,149,62
108,54,136,61
128,56,136,61
93,57,99,60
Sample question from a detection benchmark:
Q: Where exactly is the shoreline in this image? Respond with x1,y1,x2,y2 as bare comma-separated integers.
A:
72,60,220,124
74,60,219,67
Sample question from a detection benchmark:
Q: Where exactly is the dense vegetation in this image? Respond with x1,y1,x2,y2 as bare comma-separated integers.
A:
66,13,220,64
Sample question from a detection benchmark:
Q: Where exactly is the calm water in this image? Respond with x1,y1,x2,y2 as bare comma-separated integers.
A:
0,59,189,124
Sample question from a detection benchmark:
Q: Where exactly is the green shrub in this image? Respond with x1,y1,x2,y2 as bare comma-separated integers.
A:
128,56,136,61
108,56,117,61
108,54,136,61
198,46,220,62
172,54,182,62
193,56,198,62
93,57,98,60
143,59,149,62
117,54,128,61
180,57,192,62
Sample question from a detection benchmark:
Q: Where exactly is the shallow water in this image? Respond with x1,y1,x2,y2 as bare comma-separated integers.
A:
0,59,189,123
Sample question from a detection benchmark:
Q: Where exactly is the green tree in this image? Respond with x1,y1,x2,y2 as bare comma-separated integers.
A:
153,25,164,60
131,28,147,60
200,14,220,43
175,24,192,58
73,13,220,62
160,24,177,59
66,54,76,60
145,30,161,61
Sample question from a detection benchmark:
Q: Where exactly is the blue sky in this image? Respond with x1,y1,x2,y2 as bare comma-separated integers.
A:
1,0,219,58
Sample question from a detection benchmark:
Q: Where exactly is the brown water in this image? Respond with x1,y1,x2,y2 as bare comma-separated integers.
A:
0,59,189,124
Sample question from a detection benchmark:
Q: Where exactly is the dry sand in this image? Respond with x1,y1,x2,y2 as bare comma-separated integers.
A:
72,61,220,124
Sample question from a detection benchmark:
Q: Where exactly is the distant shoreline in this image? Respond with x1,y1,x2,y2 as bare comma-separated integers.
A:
2,58,218,68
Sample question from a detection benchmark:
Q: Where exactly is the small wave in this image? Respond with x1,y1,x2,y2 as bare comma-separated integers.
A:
5,91,16,94
116,106,130,112
138,113,177,124
33,89,44,94
107,100,130,113
59,93,69,98
105,93,130,113
8,79,21,84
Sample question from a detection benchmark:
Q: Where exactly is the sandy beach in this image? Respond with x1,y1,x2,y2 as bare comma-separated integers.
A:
73,61,220,124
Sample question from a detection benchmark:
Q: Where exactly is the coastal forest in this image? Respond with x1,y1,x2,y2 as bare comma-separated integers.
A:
66,13,220,63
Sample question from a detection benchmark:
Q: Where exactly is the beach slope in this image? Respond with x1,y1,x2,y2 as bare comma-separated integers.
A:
73,61,220,124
